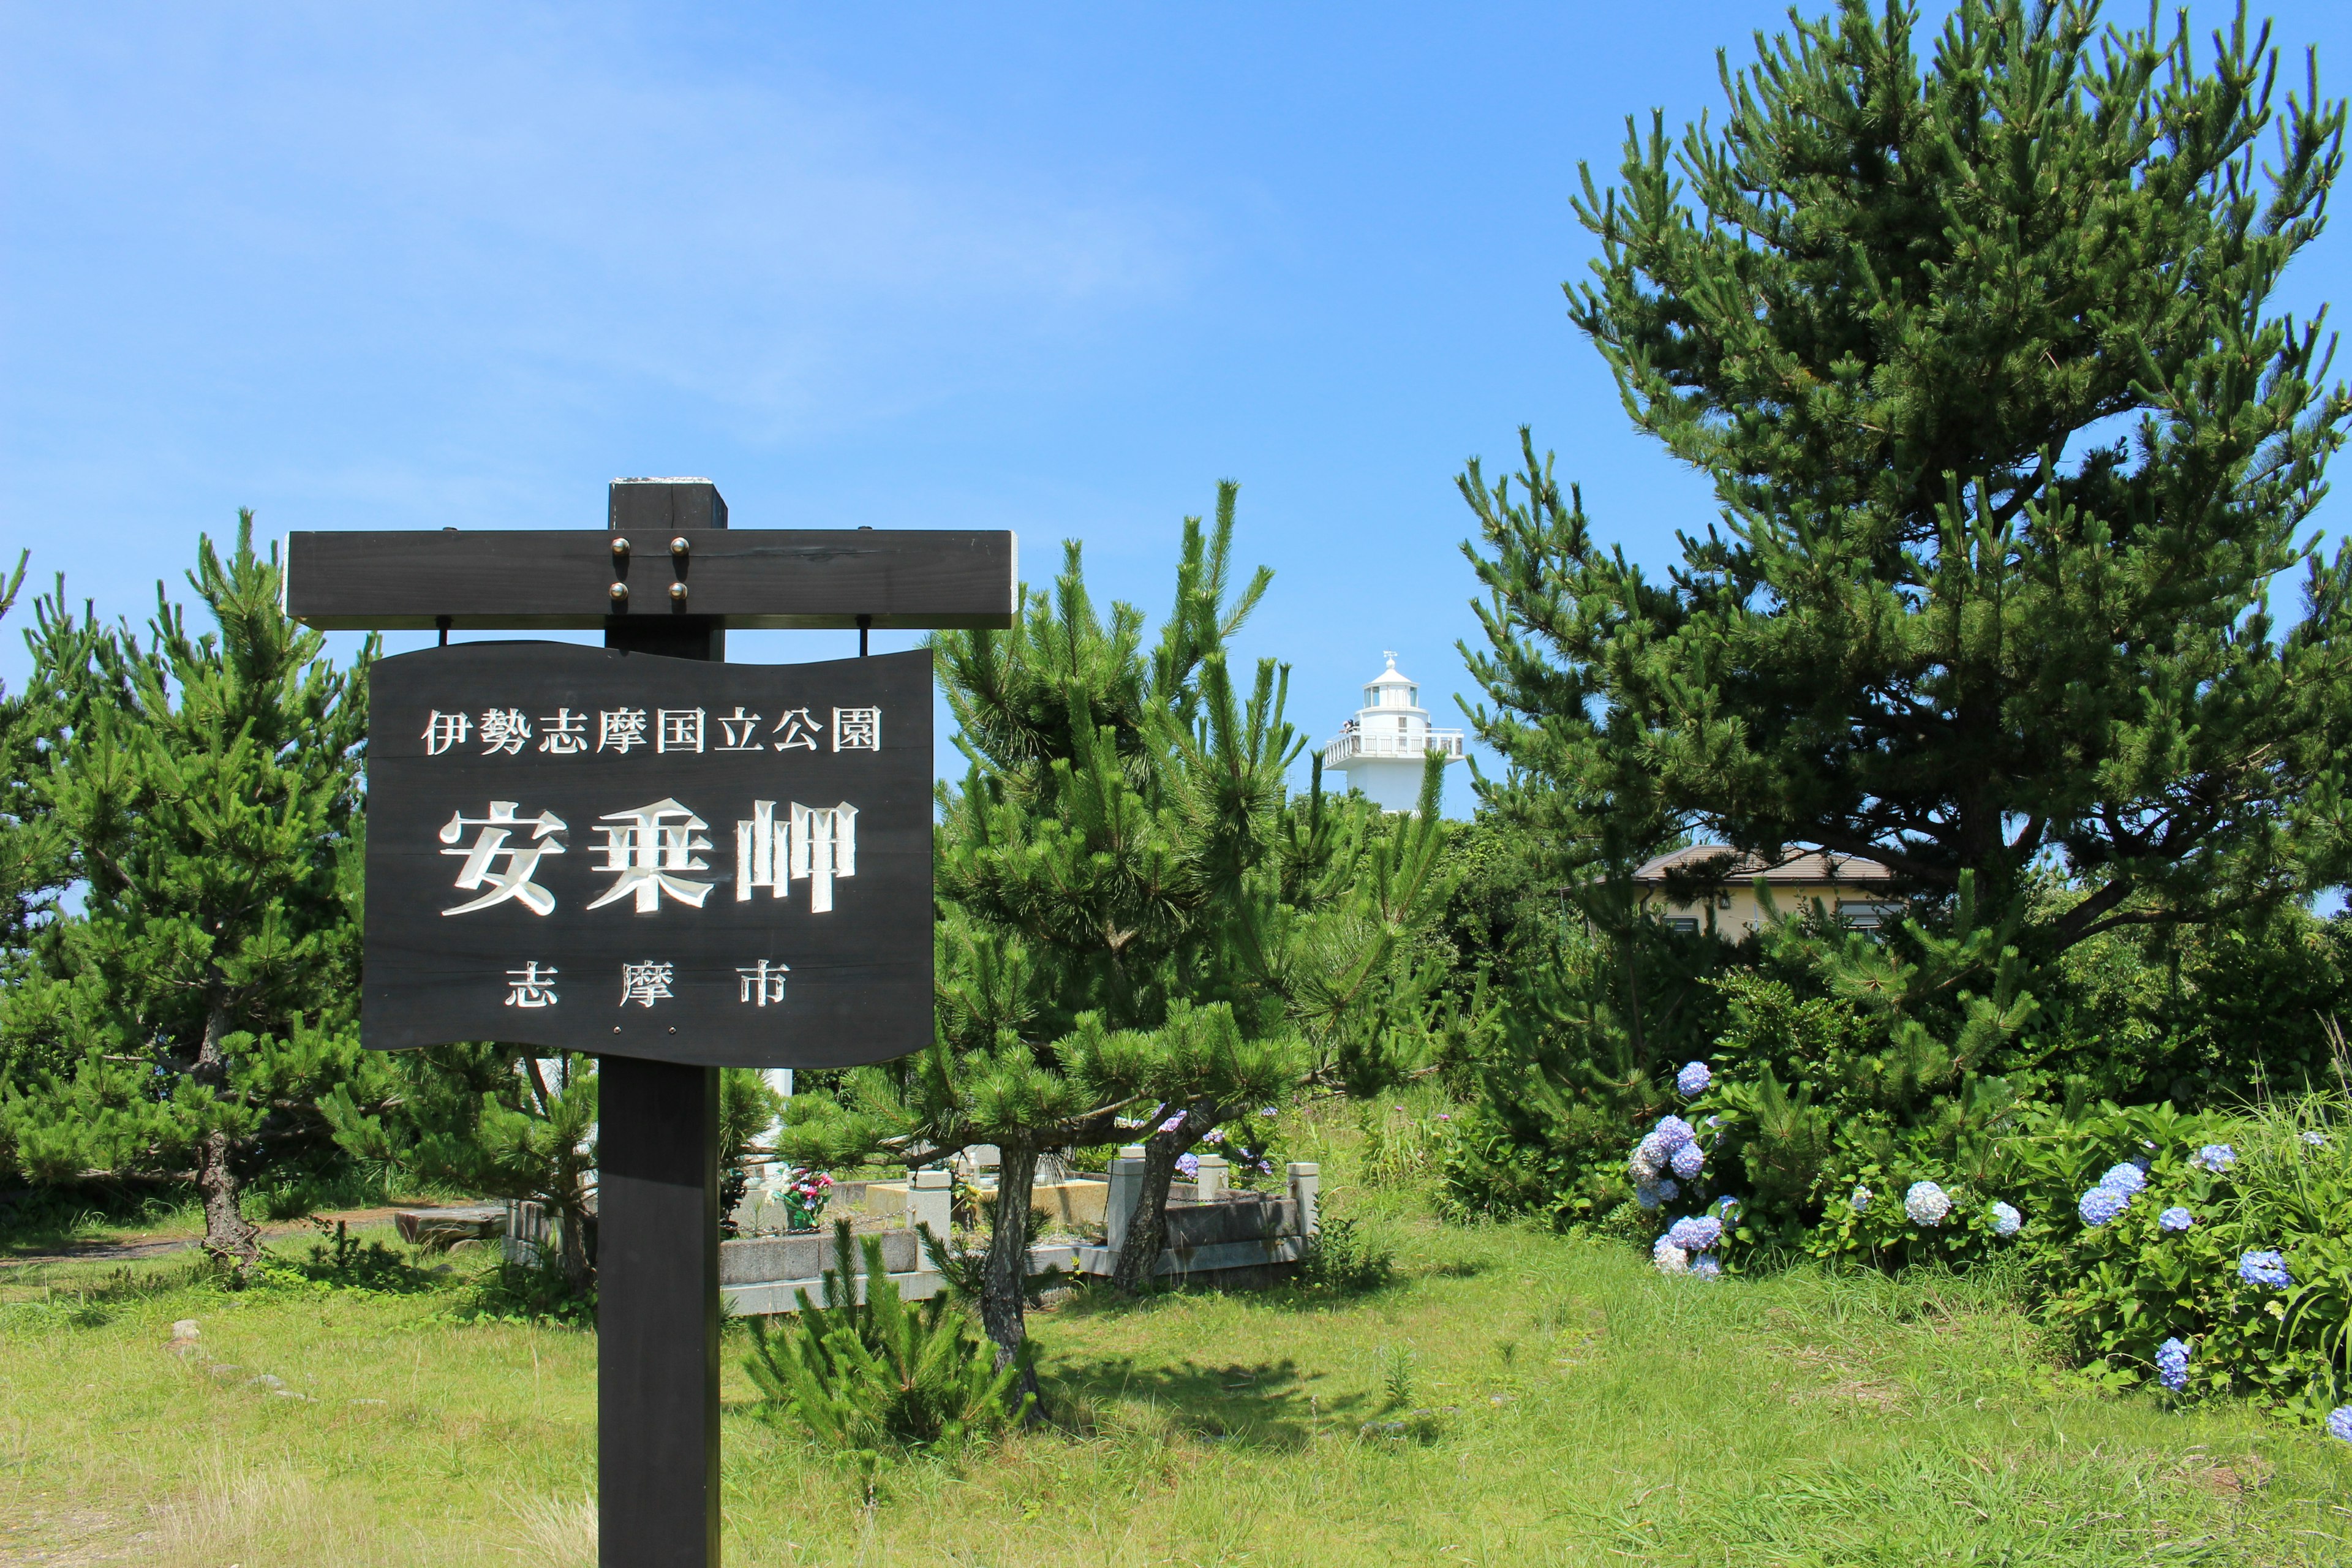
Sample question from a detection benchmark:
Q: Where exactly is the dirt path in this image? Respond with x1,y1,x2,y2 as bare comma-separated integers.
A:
0,1204,481,1267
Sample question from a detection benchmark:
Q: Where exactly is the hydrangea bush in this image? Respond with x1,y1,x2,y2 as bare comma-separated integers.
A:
2014,1099,2351,1422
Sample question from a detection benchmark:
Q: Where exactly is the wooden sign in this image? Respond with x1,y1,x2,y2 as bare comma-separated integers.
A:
364,641,932,1068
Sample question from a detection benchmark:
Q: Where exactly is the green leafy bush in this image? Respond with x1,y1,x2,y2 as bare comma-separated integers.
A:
1300,1213,1395,1294
2014,1096,2351,1420
744,1221,1031,1457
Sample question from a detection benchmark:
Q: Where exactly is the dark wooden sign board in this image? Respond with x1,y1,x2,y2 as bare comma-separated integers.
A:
366,643,932,1067
289,478,1012,1568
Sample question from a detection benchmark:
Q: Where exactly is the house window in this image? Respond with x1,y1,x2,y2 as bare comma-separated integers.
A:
1397,715,1408,733
1839,900,1902,931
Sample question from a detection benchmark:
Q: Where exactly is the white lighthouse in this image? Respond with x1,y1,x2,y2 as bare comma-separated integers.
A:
1320,652,1464,813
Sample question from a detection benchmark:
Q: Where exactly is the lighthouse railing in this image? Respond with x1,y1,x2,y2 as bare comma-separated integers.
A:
1321,729,1465,769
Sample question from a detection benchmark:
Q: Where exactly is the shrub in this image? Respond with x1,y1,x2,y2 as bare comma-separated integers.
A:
1301,1213,1395,1294
743,1221,1031,1457
2015,1097,2351,1420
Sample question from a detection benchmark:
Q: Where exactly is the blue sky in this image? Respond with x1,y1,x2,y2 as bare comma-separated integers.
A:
4,1,2349,815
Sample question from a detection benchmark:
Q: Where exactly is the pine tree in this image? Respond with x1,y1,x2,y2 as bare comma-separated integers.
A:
0,516,388,1273
0,554,80,971
782,486,1446,1379
1462,0,2352,960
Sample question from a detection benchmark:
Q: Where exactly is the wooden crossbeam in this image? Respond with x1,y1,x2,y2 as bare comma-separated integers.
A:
285,527,1017,631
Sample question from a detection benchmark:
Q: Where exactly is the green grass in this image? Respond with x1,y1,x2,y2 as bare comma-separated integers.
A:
5,1194,2350,1568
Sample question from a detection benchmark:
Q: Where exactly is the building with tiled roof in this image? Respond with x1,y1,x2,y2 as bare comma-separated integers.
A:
1630,845,1902,937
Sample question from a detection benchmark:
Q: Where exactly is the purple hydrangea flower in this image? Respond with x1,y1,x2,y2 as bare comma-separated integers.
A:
1633,1182,1665,1211
2155,1337,2190,1392
1989,1202,2021,1237
2238,1250,2291,1289
2079,1186,2130,1227
2158,1207,2194,1232
1651,1237,1689,1275
1850,1185,1871,1212
1653,1116,1697,1153
1675,1061,1712,1098
1201,1126,1225,1145
1667,1216,1724,1253
1904,1181,1951,1227
2328,1406,2352,1444
2098,1163,2147,1196
2302,1129,2331,1148
1689,1253,1722,1280
1670,1142,1705,1180
1159,1114,1186,1133
2192,1144,2236,1172
1716,1197,1742,1224
1176,1152,1200,1178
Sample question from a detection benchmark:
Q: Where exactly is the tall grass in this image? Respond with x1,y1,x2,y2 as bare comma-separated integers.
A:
4,1128,2350,1564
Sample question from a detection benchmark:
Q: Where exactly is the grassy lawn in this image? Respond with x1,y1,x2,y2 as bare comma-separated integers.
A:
6,1182,2350,1568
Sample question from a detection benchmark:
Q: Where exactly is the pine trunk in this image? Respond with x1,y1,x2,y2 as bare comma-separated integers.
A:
190,1004,260,1273
1110,1117,1190,1294
978,1142,1041,1406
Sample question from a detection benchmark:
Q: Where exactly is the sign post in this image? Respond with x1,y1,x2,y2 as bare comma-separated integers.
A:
289,478,1014,1567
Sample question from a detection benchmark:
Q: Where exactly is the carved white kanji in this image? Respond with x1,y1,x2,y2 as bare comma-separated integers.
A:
586,798,715,913
439,802,568,916
736,960,789,1006
538,708,589,755
619,960,674,1008
769,708,823,751
421,710,473,755
657,708,706,753
598,708,649,753
504,962,559,1008
715,705,763,751
831,707,880,751
733,799,856,911
480,708,532,755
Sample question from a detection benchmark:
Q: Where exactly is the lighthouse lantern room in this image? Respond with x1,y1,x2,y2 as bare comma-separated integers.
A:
1319,652,1464,812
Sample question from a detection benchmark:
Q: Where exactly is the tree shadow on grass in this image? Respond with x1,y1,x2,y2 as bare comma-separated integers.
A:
1045,1352,1368,1450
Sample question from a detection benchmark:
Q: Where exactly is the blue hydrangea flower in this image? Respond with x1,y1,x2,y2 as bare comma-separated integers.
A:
1656,1178,1678,1202
1667,1216,1724,1253
1989,1202,2021,1237
1689,1253,1722,1280
1653,1115,1696,1153
1904,1181,1951,1227
1670,1142,1705,1180
2097,1163,2147,1196
2192,1144,2236,1172
2079,1186,2130,1227
1629,1133,1670,1185
1651,1237,1689,1275
1703,1115,1724,1128
1634,1182,1664,1211
1850,1185,1871,1212
2155,1337,2190,1392
1176,1152,1200,1178
1675,1061,1712,1098
1716,1197,1743,1224
2302,1129,2331,1148
2238,1250,2291,1289
2328,1406,2352,1444
2158,1206,2194,1232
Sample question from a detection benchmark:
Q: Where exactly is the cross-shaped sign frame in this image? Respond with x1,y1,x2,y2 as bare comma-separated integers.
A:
288,478,1015,1568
